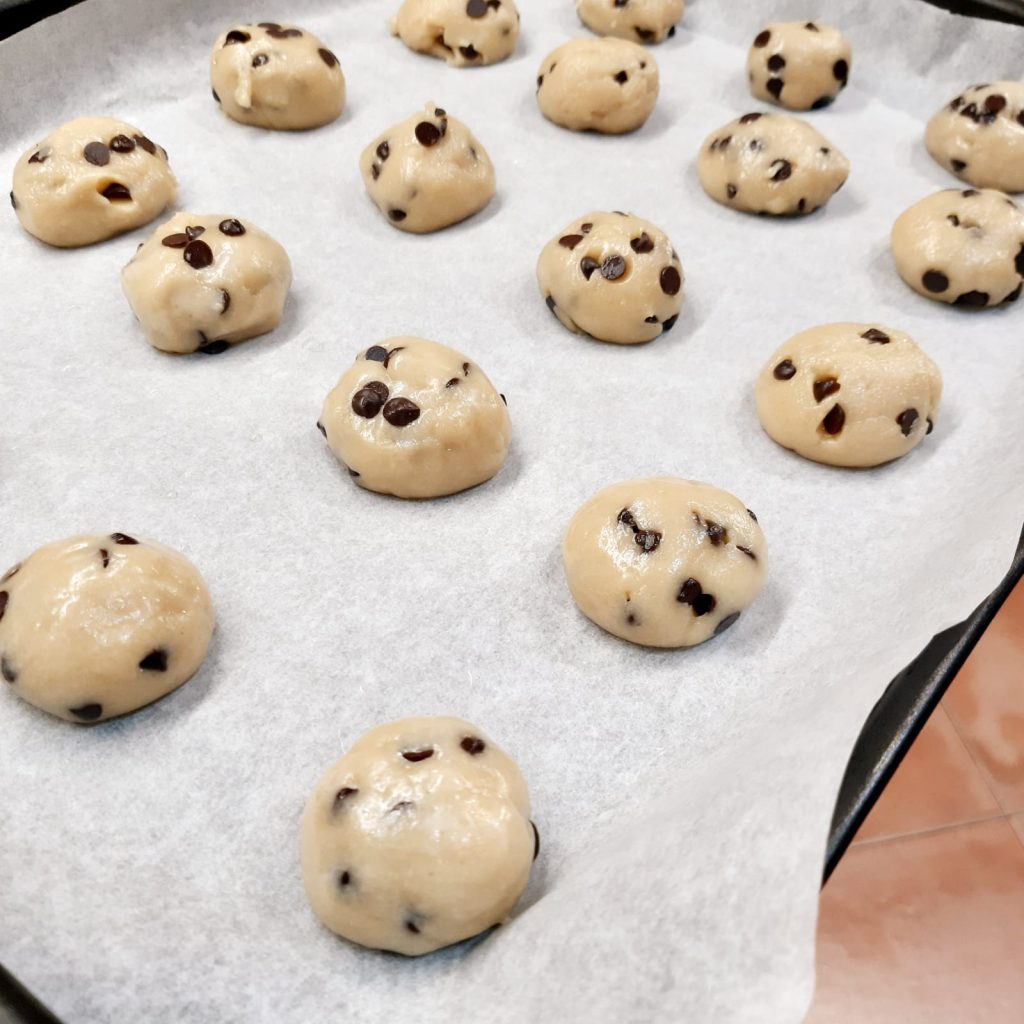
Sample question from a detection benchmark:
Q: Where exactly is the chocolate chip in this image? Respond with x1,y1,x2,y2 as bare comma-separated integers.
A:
897,408,919,436
661,314,679,333
0,657,15,683
101,183,131,201
805,21,819,30
220,289,231,314
316,420,327,437
532,821,540,860
954,290,989,307
1005,282,1023,303
318,48,339,68
365,345,388,362
645,315,659,323
338,871,352,887
83,141,110,166
951,159,966,172
402,748,434,762
668,24,676,36
754,29,770,46
111,533,138,545
677,578,716,616
415,121,442,146
388,209,407,222
739,112,762,124
811,96,833,110
405,918,421,934
500,393,507,405
109,134,135,153
461,736,486,754
630,232,654,253
926,418,935,435
985,94,1006,113
371,164,380,180
212,87,220,105
767,54,785,72
252,54,269,67
0,591,6,623
703,518,729,546
1015,243,1024,276
186,222,204,237
820,147,830,155
467,0,488,14
580,222,593,234
1018,111,1024,127
820,404,846,435
333,786,357,811
635,27,654,41
559,234,584,249
383,346,404,367
774,360,796,380
219,218,245,236
769,159,792,181
70,703,103,722
635,530,661,552
545,295,557,312
615,70,628,84
962,189,979,197
28,149,48,164
766,78,784,99
659,266,681,295
198,340,229,355
714,612,741,636
949,95,964,110
352,382,389,418
184,240,213,269
537,74,544,88
266,26,302,38
861,328,890,344
727,184,737,199
139,648,168,672
224,29,250,44
1,564,21,583
580,257,600,280
747,508,758,522
459,44,479,59
833,59,849,82
133,135,157,155
600,255,626,280
922,270,949,293
376,141,390,161
737,546,757,561
257,22,281,29
813,377,840,403
383,397,420,427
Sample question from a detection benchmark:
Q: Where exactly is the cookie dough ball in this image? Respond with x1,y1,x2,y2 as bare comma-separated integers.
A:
891,188,1024,308
576,0,683,45
210,22,345,130
536,211,683,344
925,82,1024,193
390,0,520,67
536,38,659,134
319,337,511,499
697,112,849,216
0,534,213,723
756,324,942,468
747,21,850,111
121,212,292,355
563,478,767,649
360,104,495,233
301,716,536,955
10,116,175,248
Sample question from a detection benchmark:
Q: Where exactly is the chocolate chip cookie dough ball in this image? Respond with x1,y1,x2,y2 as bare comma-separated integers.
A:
536,38,659,134
697,112,849,216
302,716,537,956
121,213,292,355
891,189,1024,307
319,337,511,499
390,0,520,67
756,324,942,468
360,103,495,233
0,534,213,723
747,22,850,111
925,82,1024,193
210,22,345,130
10,116,175,247
576,0,684,45
563,478,767,649
536,210,683,344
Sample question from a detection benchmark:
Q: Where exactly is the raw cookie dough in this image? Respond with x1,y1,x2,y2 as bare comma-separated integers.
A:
756,323,943,468
536,38,659,134
536,210,683,344
0,534,213,723
10,116,175,248
210,22,345,130
576,0,684,45
890,188,1024,307
697,111,849,216
390,0,520,66
747,21,850,111
319,337,511,499
563,478,767,649
122,212,292,355
301,716,536,956
360,103,495,233
925,82,1024,193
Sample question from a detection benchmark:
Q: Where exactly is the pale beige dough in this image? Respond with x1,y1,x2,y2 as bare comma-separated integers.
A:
121,212,292,355
755,323,942,469
536,210,683,344
319,337,511,499
210,22,345,130
563,478,767,649
390,0,520,66
536,38,659,134
10,116,175,248
890,188,1024,307
697,111,849,216
301,716,536,956
576,0,684,45
0,534,213,723
746,21,850,111
925,82,1024,193
360,103,495,233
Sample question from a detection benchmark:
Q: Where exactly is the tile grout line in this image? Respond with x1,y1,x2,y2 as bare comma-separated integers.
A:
850,811,1010,850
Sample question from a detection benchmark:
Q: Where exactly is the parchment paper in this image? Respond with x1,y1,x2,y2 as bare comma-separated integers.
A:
1,1,1022,1021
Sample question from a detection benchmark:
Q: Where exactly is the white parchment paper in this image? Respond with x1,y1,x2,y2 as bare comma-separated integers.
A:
1,1,1022,1021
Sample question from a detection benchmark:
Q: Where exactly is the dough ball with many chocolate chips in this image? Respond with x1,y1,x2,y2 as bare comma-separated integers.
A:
536,37,659,134
319,337,511,499
697,111,849,216
11,116,175,248
302,716,536,956
890,188,1024,308
925,82,1024,193
536,210,683,344
0,534,213,723
390,0,520,67
121,212,292,354
576,0,684,45
756,323,942,468
746,22,851,111
564,478,767,649
360,103,495,233
210,22,345,130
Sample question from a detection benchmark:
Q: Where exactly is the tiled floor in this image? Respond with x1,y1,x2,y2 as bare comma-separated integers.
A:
806,575,1024,1023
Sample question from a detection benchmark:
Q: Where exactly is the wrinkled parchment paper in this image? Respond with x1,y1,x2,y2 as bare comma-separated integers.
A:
1,1,1022,1021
